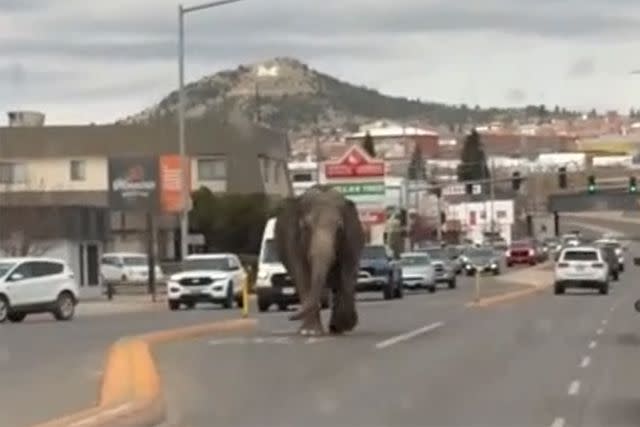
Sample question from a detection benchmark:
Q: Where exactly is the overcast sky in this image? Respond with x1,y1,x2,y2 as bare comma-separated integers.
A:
2,0,640,125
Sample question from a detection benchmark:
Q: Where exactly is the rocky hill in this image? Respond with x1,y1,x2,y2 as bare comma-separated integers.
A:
119,57,569,134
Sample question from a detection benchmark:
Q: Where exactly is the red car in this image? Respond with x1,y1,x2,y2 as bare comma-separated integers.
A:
506,241,537,267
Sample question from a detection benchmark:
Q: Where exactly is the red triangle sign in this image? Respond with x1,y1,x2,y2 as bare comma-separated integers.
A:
324,145,384,179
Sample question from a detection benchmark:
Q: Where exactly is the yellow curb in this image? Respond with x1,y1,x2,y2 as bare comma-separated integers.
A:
466,283,552,308
30,317,256,427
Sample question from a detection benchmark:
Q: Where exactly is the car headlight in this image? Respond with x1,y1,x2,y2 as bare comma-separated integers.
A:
258,270,269,280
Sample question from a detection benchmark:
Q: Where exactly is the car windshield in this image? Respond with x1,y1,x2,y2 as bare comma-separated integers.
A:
261,239,281,263
362,246,387,259
123,256,147,266
183,258,232,271
424,248,446,259
400,255,430,266
0,262,16,278
468,248,495,258
563,250,598,261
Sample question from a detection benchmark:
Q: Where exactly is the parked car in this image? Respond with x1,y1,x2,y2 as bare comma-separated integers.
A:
421,247,457,289
100,252,164,286
400,252,436,293
554,246,609,295
506,240,538,267
463,247,501,276
542,237,562,258
0,257,79,322
166,253,248,310
357,245,403,300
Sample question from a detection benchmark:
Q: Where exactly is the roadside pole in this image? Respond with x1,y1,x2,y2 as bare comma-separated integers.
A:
242,272,250,318
474,266,481,302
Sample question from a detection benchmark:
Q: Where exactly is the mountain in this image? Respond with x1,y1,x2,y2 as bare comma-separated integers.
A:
118,57,576,134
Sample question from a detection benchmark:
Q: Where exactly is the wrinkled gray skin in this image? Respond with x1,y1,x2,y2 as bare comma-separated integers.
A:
274,185,365,335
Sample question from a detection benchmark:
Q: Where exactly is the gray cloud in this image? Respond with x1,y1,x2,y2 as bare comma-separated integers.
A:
567,57,596,78
34,0,640,42
505,88,527,103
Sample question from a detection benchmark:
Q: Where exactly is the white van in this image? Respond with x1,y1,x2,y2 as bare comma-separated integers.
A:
255,217,329,312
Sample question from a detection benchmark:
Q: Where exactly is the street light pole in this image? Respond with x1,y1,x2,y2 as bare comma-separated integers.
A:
177,0,246,261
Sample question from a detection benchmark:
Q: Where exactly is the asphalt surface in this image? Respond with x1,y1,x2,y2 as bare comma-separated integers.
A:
0,269,522,427
155,246,640,427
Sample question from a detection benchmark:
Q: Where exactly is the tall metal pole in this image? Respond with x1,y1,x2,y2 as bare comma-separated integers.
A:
436,193,443,241
178,5,188,261
489,158,496,233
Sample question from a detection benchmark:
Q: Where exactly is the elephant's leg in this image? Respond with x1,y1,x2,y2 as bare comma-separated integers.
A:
299,307,324,335
329,268,358,334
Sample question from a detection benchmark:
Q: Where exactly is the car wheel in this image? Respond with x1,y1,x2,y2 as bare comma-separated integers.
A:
0,296,8,323
448,278,457,289
278,303,289,311
235,296,244,309
222,282,234,309
383,285,393,300
53,291,75,321
493,269,500,276
428,285,436,294
8,312,26,323
168,300,180,311
321,295,330,309
185,302,196,310
599,283,609,295
613,272,619,282
395,283,404,299
507,262,513,268
257,297,271,312
554,285,565,295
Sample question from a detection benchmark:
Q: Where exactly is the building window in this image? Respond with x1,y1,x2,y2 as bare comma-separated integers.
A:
70,160,86,181
197,158,226,181
262,158,271,183
292,172,313,182
497,210,507,219
0,162,26,184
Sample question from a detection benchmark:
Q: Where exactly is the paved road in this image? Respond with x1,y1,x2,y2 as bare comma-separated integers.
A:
155,247,640,427
1,269,521,427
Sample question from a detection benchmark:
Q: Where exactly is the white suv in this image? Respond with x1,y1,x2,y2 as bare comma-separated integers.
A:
166,254,247,310
0,257,79,323
101,252,164,286
554,246,610,295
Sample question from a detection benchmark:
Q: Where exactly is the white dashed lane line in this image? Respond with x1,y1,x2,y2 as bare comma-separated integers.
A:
602,319,608,326
568,380,581,396
596,328,603,335
580,356,591,368
550,417,565,427
375,321,444,349
589,340,597,349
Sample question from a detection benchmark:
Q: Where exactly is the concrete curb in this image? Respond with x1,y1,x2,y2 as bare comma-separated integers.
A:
30,318,257,427
467,263,554,308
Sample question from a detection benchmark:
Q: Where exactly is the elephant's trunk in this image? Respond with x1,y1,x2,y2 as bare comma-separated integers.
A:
289,228,335,321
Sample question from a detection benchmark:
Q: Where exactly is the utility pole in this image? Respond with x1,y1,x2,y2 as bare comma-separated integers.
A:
436,192,443,241
489,158,496,233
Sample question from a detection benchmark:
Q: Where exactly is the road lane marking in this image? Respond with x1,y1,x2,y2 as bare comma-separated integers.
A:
580,356,591,368
568,380,581,396
69,403,133,427
597,328,603,335
602,319,608,326
550,417,565,427
375,321,444,349
589,340,597,349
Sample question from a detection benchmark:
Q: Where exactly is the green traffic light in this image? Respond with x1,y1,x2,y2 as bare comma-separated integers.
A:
631,186,637,193
588,185,595,193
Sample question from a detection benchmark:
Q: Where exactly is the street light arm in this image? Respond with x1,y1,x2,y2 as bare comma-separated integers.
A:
183,0,246,14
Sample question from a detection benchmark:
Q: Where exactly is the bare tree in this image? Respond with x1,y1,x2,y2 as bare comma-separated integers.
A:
0,207,59,257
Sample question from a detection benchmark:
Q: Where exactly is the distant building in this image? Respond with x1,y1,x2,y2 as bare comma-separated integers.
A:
344,120,439,159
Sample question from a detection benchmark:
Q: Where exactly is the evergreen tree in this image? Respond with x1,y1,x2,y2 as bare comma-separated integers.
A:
407,143,427,181
362,131,376,157
457,129,489,185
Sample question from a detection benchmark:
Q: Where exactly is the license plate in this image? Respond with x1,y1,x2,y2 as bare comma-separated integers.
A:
190,289,203,294
576,266,585,271
282,288,296,295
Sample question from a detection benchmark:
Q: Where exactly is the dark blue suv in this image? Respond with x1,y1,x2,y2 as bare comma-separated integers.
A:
357,245,403,300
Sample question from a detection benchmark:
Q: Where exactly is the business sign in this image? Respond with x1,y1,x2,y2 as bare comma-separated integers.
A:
108,157,159,211
159,155,190,213
358,209,386,225
333,182,385,196
324,145,385,179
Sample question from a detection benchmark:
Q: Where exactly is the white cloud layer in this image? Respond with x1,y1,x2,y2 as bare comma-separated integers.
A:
2,0,640,125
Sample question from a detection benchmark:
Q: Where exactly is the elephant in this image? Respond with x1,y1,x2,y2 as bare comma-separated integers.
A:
274,185,365,335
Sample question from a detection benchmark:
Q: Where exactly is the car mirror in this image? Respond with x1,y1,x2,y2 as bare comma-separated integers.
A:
9,272,24,281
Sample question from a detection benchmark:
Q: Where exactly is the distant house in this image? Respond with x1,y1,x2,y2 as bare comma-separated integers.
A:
344,121,440,159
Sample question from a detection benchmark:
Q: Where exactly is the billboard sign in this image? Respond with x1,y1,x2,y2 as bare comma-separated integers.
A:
108,157,159,211
324,145,385,179
159,155,190,213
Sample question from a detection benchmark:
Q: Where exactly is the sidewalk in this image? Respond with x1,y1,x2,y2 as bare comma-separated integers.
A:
77,293,167,317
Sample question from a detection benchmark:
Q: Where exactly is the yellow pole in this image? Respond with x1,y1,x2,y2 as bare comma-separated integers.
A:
242,275,249,318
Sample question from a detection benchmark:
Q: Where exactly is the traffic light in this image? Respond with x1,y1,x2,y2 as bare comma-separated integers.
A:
630,176,637,193
587,175,596,194
558,167,567,189
511,171,522,191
